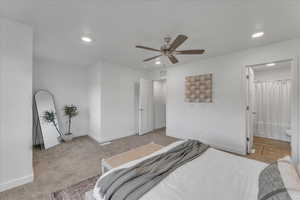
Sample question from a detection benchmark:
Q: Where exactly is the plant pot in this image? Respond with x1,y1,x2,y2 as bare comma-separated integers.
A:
62,134,73,142
57,136,64,143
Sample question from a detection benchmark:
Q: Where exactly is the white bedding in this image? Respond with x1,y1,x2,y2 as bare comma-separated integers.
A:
93,141,267,200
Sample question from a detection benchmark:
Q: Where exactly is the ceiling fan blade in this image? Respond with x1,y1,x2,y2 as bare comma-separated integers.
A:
143,55,162,62
169,35,188,52
176,49,205,55
168,55,179,64
136,45,161,52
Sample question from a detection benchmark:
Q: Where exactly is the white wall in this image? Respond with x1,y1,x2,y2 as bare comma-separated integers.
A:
88,65,102,142
0,19,33,191
33,58,89,137
166,39,300,158
150,69,167,80
254,66,291,81
88,61,149,143
153,80,166,129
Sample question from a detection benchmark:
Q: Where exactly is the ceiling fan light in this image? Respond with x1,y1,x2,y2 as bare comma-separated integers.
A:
252,32,264,38
81,36,92,43
266,63,276,67
155,61,161,65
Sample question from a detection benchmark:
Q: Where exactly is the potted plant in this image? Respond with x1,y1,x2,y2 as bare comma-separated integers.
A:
43,110,64,142
63,104,79,141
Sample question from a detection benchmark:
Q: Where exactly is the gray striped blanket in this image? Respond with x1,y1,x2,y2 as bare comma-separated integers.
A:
96,140,209,200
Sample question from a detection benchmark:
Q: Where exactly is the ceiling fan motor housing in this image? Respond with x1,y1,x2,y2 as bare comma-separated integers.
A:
164,36,172,45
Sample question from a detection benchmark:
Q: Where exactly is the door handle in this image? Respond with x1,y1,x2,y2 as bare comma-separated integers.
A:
139,108,144,111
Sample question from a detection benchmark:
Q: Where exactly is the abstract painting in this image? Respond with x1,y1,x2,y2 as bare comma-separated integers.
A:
185,73,212,103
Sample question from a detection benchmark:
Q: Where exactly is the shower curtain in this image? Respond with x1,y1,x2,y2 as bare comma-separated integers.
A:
254,79,291,141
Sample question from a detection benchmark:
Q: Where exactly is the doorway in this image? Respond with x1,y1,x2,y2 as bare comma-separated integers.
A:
138,79,167,135
246,60,294,162
153,79,166,130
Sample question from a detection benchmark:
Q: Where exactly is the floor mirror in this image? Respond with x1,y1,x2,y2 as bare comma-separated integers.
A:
34,90,61,149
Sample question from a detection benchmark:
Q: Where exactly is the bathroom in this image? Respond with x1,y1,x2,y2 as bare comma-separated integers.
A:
247,60,292,159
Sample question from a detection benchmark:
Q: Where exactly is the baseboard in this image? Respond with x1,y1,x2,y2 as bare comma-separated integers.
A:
88,132,137,144
210,144,246,155
166,131,246,155
73,132,88,137
254,135,291,142
153,127,166,132
0,173,33,192
88,133,101,143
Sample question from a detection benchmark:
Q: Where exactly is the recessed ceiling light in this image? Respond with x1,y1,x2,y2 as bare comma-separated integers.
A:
266,63,276,67
81,36,92,43
155,60,161,65
252,32,264,38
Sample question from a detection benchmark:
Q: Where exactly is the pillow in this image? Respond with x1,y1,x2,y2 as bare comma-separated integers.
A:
258,156,300,200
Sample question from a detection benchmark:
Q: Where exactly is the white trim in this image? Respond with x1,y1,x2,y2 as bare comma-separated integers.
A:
0,173,33,192
210,144,246,155
88,132,101,143
166,131,246,155
245,66,253,153
100,141,112,146
254,78,291,82
291,56,299,164
88,133,138,144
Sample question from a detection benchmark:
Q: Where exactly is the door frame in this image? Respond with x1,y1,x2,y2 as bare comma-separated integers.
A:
244,57,299,163
245,66,255,153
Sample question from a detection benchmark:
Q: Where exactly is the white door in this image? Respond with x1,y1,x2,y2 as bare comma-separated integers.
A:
246,67,255,153
139,79,154,135
153,80,166,129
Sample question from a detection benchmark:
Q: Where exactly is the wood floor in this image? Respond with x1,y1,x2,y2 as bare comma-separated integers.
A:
246,136,291,163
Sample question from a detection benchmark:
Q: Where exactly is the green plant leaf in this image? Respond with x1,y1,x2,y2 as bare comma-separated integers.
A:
63,104,79,117
43,110,56,122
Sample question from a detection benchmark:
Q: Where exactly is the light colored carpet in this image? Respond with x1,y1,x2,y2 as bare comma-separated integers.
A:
49,175,99,200
0,129,177,200
49,135,291,200
0,130,290,200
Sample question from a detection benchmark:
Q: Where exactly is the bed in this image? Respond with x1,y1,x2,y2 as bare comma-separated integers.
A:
90,140,299,200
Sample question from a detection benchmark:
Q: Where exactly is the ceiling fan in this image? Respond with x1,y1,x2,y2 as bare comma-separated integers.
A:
136,34,205,64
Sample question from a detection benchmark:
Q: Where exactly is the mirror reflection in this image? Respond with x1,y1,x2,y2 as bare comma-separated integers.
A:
34,90,61,149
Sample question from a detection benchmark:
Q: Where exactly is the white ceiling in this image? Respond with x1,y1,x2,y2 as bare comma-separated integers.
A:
1,0,300,69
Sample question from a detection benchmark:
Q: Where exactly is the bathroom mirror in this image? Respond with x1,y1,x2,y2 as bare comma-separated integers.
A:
34,90,61,149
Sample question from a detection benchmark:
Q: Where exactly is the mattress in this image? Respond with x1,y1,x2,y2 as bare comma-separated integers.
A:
93,141,267,200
